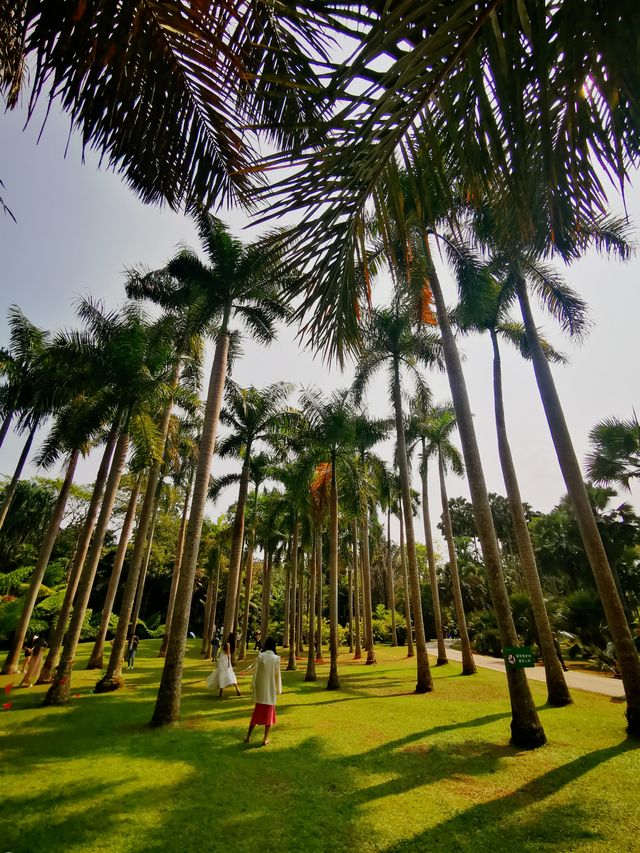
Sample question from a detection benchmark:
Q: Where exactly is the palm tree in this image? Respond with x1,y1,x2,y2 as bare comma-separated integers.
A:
455,275,572,705
586,414,640,492
150,216,290,726
352,305,441,693
377,464,398,648
423,403,476,676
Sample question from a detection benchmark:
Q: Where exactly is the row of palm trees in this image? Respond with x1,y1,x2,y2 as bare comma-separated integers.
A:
1,196,637,748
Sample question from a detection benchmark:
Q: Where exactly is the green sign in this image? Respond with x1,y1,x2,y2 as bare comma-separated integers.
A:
503,646,536,669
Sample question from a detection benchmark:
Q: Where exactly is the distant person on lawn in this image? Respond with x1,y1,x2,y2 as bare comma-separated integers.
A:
127,634,139,670
244,637,282,746
207,632,241,698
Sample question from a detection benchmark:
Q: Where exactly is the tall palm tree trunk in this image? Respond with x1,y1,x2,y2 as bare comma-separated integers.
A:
387,507,397,647
353,522,362,659
2,449,79,675
297,554,304,654
327,457,340,689
129,490,160,637
38,424,119,683
86,475,142,670
305,531,318,681
399,509,414,658
97,365,182,694
316,536,324,661
0,406,14,449
222,457,251,654
239,488,258,660
0,422,37,530
348,562,354,653
427,247,545,747
491,329,571,706
283,561,291,649
361,509,376,665
516,277,639,731
151,332,230,725
393,362,431,691
201,571,215,657
260,550,272,639
43,431,129,703
438,456,476,675
159,467,194,657
287,521,299,671
233,533,246,634
421,453,447,664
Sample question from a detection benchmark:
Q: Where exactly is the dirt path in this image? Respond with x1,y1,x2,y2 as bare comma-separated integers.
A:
426,641,625,699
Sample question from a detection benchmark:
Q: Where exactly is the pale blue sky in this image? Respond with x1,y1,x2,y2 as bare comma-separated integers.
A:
1,101,639,545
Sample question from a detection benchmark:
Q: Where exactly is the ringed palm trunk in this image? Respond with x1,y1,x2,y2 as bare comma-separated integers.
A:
151,331,230,725
348,562,354,653
96,363,182,693
0,406,14,449
38,423,119,683
491,329,571,706
233,533,246,633
516,276,639,731
387,507,397,646
305,530,318,681
222,454,252,658
426,240,545,747
327,455,340,690
399,509,414,658
316,535,324,661
438,455,476,675
159,467,194,657
239,488,259,660
287,521,298,671
86,475,142,670
201,570,215,657
2,449,79,675
283,561,291,648
393,362,431,692
0,421,37,530
361,508,376,665
129,491,160,638
43,431,130,703
352,520,362,659
421,451,447,665
297,553,304,654
208,551,222,651
260,550,272,639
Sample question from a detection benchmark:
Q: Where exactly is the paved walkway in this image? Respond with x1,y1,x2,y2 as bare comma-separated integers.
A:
426,641,625,699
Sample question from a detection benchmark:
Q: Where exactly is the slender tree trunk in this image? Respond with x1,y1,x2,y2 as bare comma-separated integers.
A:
316,535,324,661
297,553,304,654
438,456,476,675
2,449,79,675
353,522,362,660
421,451,447,664
287,521,299,671
0,422,37,530
97,364,182,694
260,550,272,639
348,563,354,654
43,431,130,703
239,487,259,660
393,362,430,691
361,508,376,665
0,406,14,450
491,329,571,706
86,475,142,670
201,571,215,657
516,277,639,732
399,509,414,658
327,456,340,689
208,551,222,652
151,333,230,725
283,560,291,649
233,532,246,634
159,467,194,657
38,424,119,683
387,507,397,647
223,456,252,657
305,530,318,681
427,244,545,747
129,488,160,637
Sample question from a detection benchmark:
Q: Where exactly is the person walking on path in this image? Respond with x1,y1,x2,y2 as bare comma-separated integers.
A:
207,632,241,698
552,633,569,672
127,634,139,670
211,629,221,662
244,637,282,746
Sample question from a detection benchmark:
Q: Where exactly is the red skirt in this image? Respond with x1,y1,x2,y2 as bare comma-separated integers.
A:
250,703,277,726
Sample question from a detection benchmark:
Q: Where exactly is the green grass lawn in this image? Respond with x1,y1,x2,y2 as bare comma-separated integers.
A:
1,641,638,853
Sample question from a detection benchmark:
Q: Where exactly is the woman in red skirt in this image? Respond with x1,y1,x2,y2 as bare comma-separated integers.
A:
244,637,282,746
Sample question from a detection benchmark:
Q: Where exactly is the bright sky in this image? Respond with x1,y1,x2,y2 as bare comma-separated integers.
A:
1,101,639,548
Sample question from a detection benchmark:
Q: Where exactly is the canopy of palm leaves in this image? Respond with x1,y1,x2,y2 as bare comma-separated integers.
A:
586,415,640,492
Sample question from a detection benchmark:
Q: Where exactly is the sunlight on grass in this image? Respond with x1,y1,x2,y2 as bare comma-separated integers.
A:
1,640,638,852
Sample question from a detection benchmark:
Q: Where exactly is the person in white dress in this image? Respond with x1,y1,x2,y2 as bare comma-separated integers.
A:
243,637,282,745
207,632,241,698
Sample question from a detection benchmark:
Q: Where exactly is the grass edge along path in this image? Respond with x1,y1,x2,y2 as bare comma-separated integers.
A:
0,640,638,853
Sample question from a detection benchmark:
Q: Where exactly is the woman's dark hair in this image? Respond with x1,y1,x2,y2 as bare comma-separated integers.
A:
226,632,236,653
262,636,276,654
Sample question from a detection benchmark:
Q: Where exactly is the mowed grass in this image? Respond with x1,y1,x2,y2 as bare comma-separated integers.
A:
0,642,638,853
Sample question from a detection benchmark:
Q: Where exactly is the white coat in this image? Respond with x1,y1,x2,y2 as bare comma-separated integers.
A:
252,650,282,706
